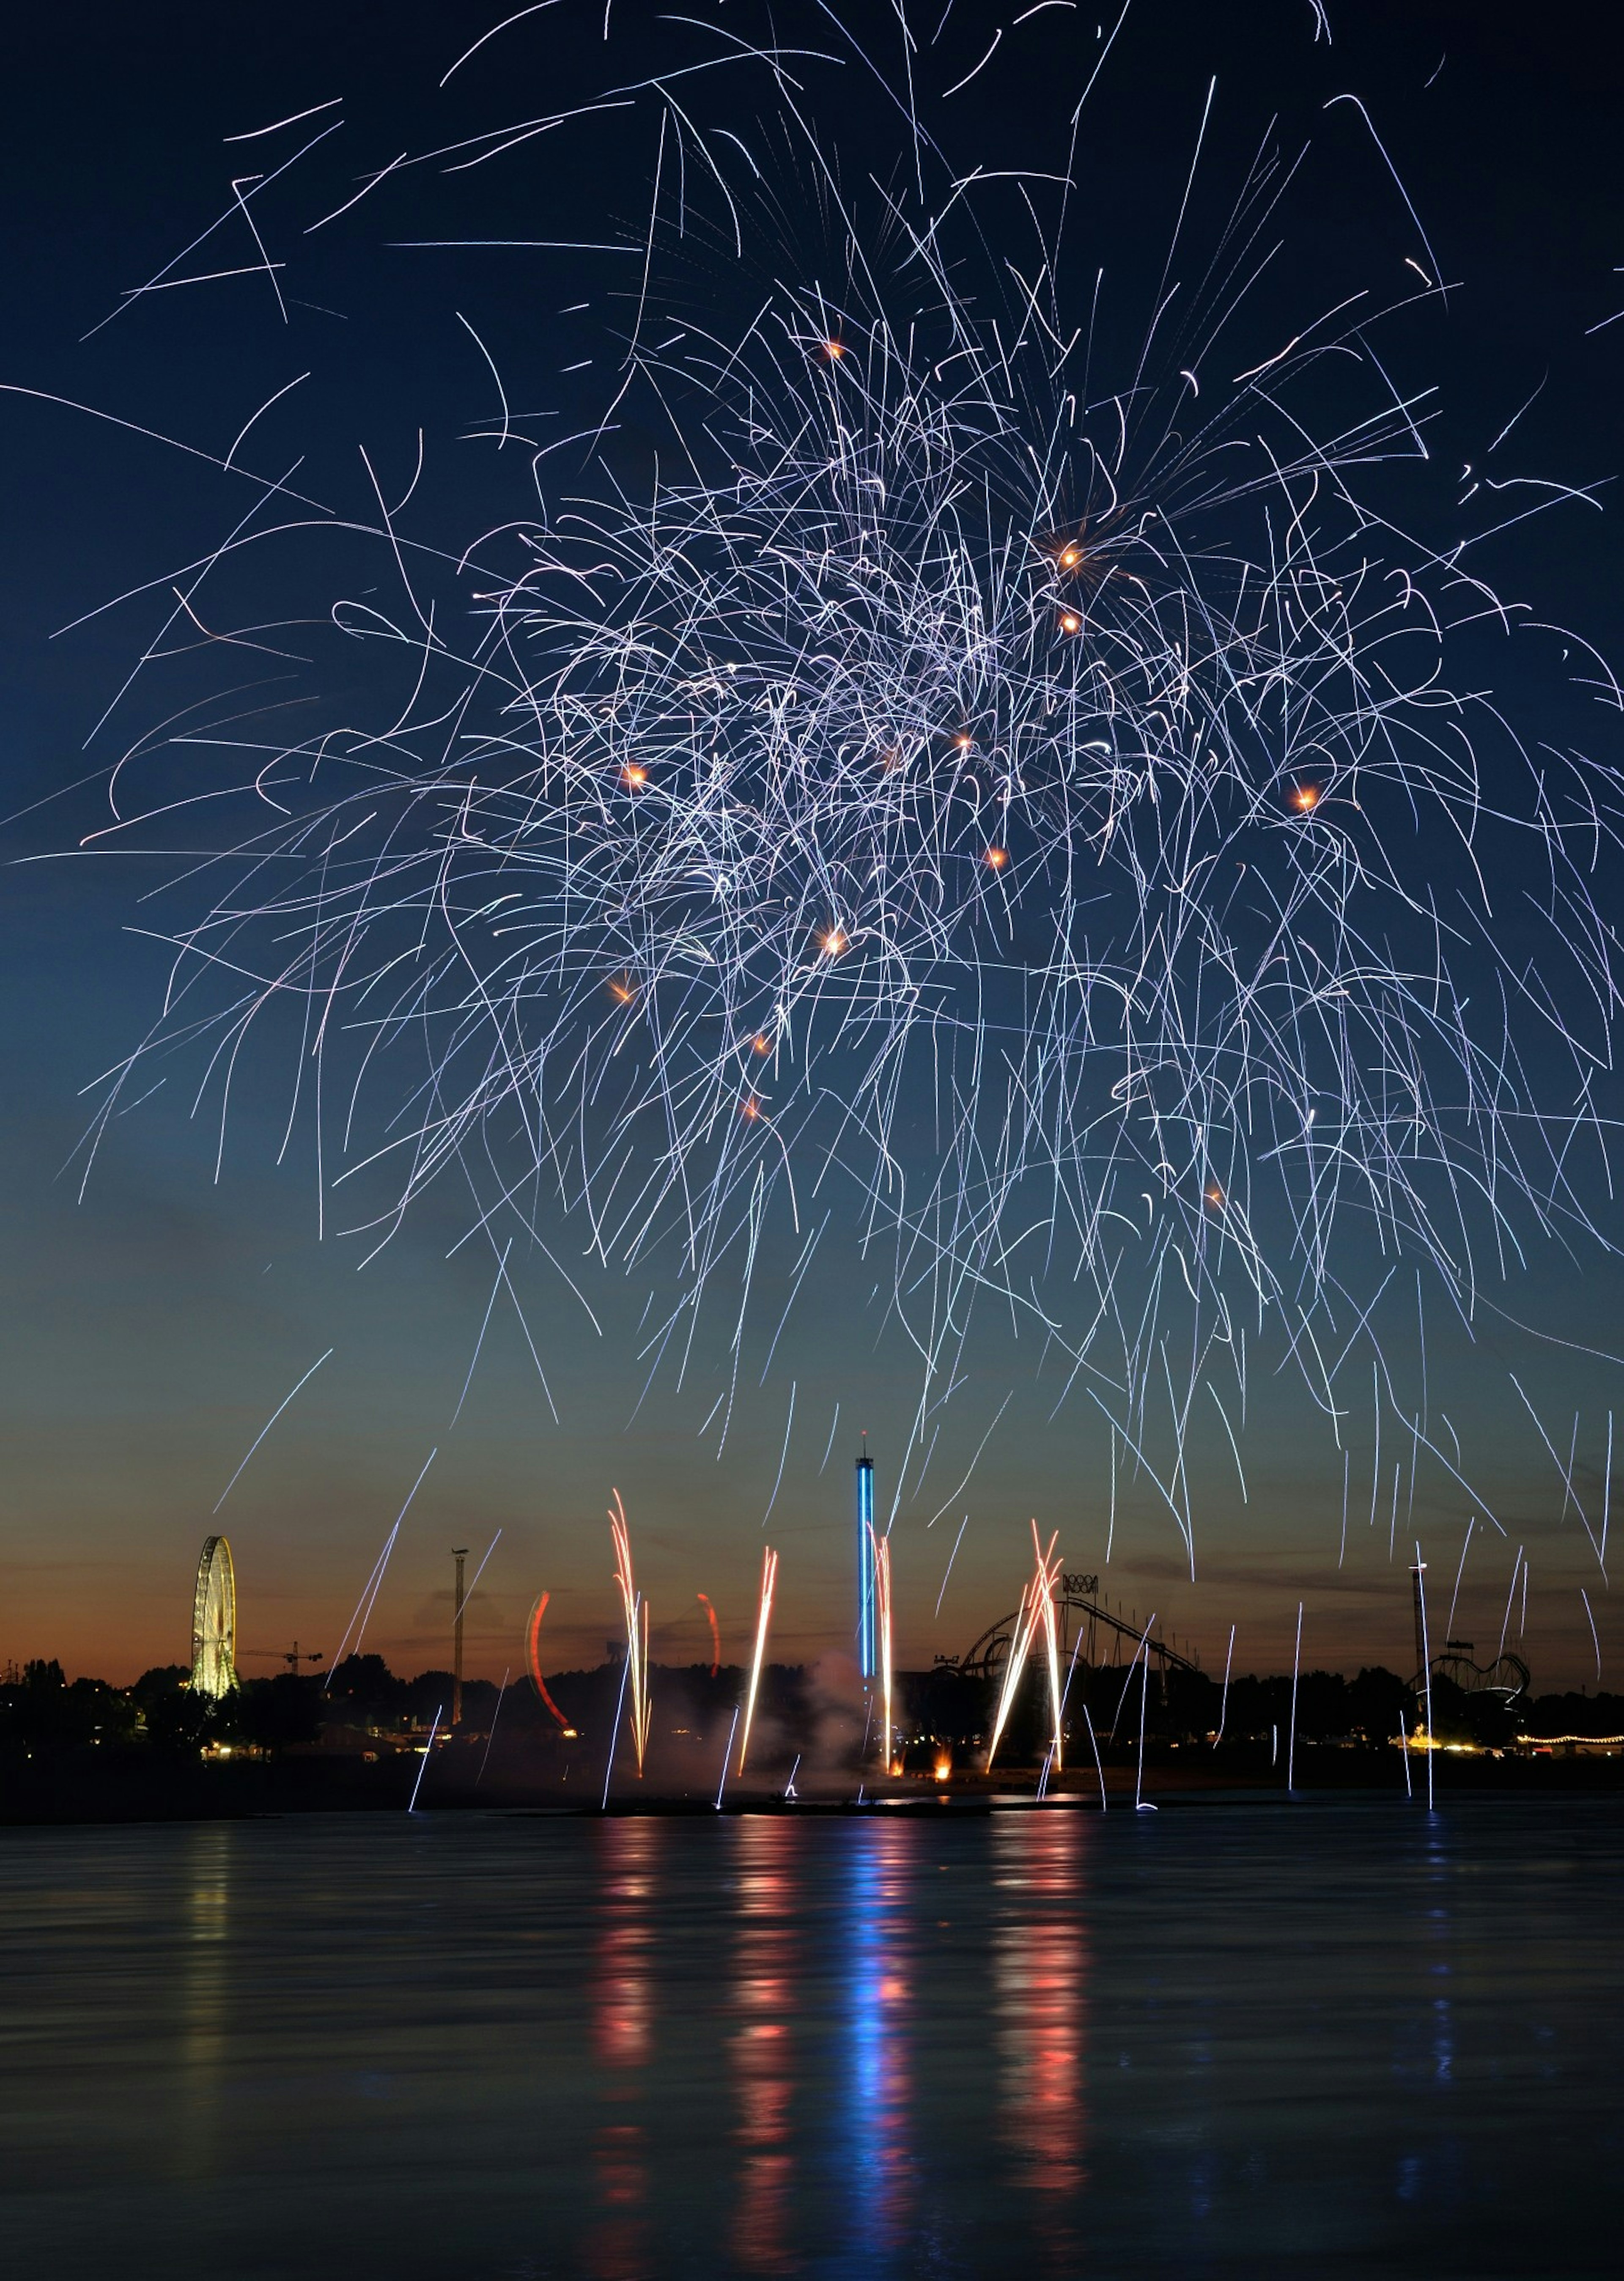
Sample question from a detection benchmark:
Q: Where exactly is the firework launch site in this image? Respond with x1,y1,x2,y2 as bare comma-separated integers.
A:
6,1641,1621,1827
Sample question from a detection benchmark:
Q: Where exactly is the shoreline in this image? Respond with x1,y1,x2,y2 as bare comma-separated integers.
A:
6,1744,1622,1827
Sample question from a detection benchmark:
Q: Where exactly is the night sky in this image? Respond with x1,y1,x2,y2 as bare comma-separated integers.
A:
3,0,1623,1688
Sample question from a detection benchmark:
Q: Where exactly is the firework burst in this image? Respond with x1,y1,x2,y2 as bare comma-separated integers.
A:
47,5,1624,1575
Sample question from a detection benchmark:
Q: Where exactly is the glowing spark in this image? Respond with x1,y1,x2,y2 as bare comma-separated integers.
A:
1034,1522,1064,1773
697,1589,721,1677
735,1544,779,1776
212,1345,334,1513
985,1524,1064,1772
525,1591,571,1730
872,1525,895,1773
69,19,1624,1630
608,1490,651,1777
407,1705,442,1812
986,1579,1037,1772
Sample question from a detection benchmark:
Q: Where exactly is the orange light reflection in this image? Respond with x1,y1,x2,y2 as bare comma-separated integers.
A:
587,1820,659,2280
730,1819,799,2273
993,1815,1089,2266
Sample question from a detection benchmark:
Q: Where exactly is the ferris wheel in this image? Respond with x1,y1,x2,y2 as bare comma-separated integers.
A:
191,1534,238,1699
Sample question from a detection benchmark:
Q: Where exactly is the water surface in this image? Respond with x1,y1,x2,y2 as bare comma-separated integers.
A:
1,1797,1618,2277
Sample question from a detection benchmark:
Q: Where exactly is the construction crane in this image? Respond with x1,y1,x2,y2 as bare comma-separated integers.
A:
240,1642,325,1672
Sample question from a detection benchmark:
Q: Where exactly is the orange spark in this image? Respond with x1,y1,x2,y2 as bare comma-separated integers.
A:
822,927,847,956
622,763,648,788
697,1591,721,1679
985,845,1009,871
608,1492,651,1777
1059,610,1081,634
1292,784,1321,812
872,1525,895,1774
524,1592,570,1731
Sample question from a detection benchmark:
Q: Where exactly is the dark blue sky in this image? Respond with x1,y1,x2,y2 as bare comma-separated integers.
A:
4,0,1623,1687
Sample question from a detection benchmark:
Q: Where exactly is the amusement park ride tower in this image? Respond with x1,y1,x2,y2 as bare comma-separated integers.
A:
856,1437,876,1680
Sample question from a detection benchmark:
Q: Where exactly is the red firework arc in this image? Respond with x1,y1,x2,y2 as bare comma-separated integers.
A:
525,1592,570,1730
697,1591,721,1677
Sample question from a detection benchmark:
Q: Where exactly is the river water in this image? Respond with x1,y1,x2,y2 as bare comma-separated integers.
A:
1,1796,1618,2278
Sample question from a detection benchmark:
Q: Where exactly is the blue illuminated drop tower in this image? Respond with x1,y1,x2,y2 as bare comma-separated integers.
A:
856,1435,876,1680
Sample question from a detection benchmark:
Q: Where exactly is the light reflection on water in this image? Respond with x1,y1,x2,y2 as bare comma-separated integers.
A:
177,1825,232,2184
732,1818,796,2274
993,1812,1088,2266
0,1799,1621,2279
590,1820,658,2280
844,1817,914,2267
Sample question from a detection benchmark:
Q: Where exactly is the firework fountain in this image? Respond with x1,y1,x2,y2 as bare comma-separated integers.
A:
987,1526,1066,1773
872,1527,895,1776
609,1492,652,1779
735,1545,779,1779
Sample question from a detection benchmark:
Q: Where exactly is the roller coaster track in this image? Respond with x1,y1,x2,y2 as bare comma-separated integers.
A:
945,1574,1204,1682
